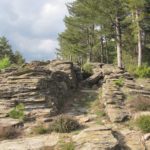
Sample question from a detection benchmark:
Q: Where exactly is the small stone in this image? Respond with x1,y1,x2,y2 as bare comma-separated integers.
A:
143,133,150,141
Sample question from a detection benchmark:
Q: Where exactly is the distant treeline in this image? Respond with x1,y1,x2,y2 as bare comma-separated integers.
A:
0,36,25,66
58,0,150,69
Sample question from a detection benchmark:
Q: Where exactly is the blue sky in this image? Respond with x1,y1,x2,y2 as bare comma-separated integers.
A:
0,0,73,61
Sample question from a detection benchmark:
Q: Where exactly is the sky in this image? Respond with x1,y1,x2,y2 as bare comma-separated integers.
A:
0,0,73,61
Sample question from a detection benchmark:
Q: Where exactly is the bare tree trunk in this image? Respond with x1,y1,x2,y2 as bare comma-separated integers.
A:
86,27,90,63
115,16,123,68
69,55,72,62
100,37,104,63
105,38,109,64
136,10,142,67
87,24,95,63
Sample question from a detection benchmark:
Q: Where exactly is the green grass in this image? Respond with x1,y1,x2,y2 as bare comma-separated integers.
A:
82,63,93,74
33,125,49,134
136,115,150,133
0,56,11,70
59,140,75,150
8,103,25,120
134,66,150,78
114,77,124,87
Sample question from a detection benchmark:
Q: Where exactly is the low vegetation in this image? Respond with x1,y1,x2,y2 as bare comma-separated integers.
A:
127,65,150,78
8,103,25,120
128,96,150,111
59,140,75,150
49,115,80,133
82,63,93,75
134,66,150,78
136,115,150,133
114,77,124,87
33,125,49,135
0,56,10,70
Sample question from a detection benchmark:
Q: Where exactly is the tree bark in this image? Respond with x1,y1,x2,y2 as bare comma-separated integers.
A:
115,16,123,68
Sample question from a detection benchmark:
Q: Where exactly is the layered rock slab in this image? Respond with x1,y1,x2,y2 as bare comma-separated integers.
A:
0,133,59,150
0,60,78,120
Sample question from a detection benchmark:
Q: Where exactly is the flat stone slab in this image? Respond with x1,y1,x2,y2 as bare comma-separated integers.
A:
0,118,20,126
0,133,59,150
73,126,118,150
119,129,145,150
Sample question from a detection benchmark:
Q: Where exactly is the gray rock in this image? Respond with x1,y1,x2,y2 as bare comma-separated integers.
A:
73,126,118,150
0,133,59,150
0,60,78,120
106,105,130,122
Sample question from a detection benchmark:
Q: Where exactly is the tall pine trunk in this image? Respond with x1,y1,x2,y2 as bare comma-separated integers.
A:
115,16,123,68
136,9,142,67
105,38,109,64
100,37,104,63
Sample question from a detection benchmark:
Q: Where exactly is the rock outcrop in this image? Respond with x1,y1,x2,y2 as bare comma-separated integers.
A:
0,61,150,150
0,60,78,120
100,67,131,123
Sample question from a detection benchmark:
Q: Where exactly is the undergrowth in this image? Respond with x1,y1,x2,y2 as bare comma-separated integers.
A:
136,115,150,133
8,103,25,120
59,140,75,150
49,115,80,133
0,56,11,70
114,77,124,87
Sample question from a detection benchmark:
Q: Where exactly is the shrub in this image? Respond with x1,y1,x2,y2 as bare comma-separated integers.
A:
0,56,11,70
8,103,25,120
83,63,93,75
128,96,150,111
49,115,80,133
114,77,124,86
136,115,150,133
134,65,150,78
33,125,49,134
59,140,75,150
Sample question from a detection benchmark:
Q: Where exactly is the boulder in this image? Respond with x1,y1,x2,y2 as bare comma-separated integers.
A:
82,72,103,87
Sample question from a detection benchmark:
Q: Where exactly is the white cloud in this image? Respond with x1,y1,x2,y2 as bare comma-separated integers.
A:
0,0,74,61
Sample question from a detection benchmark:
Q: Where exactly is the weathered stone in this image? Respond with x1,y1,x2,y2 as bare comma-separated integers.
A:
0,118,23,138
0,133,59,150
143,133,150,141
118,129,145,150
145,140,150,150
114,128,145,150
82,72,103,87
0,60,78,121
73,126,118,150
106,105,130,122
